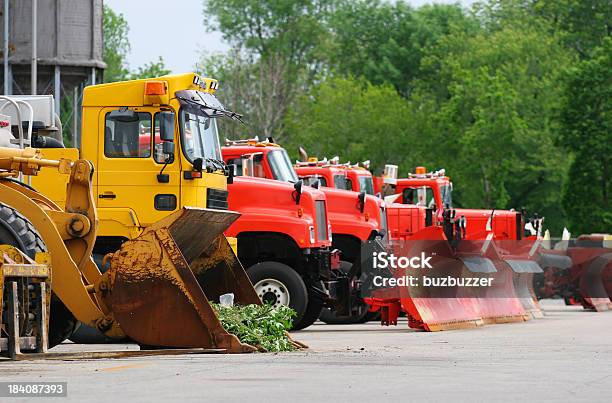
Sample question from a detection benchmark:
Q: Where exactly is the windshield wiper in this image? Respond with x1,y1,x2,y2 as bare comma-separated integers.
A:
206,158,226,171
177,95,244,123
194,92,245,123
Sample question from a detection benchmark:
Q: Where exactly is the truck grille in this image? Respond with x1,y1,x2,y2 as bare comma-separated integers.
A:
315,200,328,241
206,188,228,210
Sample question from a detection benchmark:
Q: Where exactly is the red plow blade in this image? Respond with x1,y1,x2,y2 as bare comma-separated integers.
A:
537,235,612,311
364,227,534,331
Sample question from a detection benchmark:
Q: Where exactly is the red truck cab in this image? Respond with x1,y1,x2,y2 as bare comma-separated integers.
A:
223,141,387,323
382,166,524,241
294,159,388,249
219,143,338,329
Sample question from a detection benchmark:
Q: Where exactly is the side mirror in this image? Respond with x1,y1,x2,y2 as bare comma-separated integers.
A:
156,142,175,183
193,157,203,172
108,107,138,122
292,180,303,205
358,191,366,213
159,111,175,141
226,163,236,184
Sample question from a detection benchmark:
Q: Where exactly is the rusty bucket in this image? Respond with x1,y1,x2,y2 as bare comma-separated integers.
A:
106,208,261,353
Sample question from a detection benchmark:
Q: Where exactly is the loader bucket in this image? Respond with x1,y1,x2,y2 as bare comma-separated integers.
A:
107,207,261,352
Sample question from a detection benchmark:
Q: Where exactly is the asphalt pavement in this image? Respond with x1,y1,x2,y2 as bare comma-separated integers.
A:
1,300,611,402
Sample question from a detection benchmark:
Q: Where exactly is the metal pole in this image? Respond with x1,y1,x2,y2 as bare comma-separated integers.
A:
90,67,96,85
3,0,9,95
31,0,37,95
53,65,60,115
72,87,77,148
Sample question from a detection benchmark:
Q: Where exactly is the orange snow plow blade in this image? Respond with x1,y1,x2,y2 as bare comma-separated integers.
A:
539,235,612,311
456,239,530,325
106,207,261,352
364,228,533,331
506,259,544,318
365,227,484,332
402,229,483,331
576,251,612,311
496,239,546,319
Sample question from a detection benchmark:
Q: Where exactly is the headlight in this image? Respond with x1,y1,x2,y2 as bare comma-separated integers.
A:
309,225,315,244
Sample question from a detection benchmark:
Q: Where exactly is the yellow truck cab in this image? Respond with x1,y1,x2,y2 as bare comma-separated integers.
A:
31,73,239,256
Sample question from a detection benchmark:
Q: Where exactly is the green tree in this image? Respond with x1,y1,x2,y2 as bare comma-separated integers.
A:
328,1,479,95
285,76,419,172
102,5,130,83
411,16,574,233
475,0,612,58
559,38,612,234
202,0,337,138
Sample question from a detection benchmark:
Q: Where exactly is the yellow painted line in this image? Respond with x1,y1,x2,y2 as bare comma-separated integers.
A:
100,363,150,372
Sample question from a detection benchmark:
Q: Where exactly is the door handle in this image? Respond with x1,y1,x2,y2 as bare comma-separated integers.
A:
98,193,116,199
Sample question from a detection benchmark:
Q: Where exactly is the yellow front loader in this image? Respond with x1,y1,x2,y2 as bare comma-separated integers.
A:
0,74,280,355
0,147,261,357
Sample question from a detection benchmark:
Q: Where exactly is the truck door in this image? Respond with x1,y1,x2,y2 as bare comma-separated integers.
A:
96,107,180,237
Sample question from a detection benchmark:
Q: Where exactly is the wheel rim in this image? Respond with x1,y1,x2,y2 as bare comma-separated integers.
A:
253,278,290,308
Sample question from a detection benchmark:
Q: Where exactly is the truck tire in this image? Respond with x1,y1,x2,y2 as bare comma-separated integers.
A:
0,202,77,348
247,261,309,329
292,282,325,330
319,261,370,324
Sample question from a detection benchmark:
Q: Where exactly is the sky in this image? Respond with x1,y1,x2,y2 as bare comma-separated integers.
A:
105,0,476,75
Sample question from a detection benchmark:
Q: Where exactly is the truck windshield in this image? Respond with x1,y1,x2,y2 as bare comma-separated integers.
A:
179,110,222,163
440,184,453,208
359,176,374,195
268,149,298,183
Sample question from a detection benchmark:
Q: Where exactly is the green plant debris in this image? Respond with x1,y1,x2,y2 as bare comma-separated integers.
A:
212,303,297,352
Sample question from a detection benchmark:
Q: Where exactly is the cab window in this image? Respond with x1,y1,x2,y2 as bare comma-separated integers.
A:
402,186,435,207
152,113,169,164
233,154,266,178
346,178,353,191
251,154,266,178
226,158,243,176
104,112,152,158
359,176,374,195
302,175,326,187
334,174,348,190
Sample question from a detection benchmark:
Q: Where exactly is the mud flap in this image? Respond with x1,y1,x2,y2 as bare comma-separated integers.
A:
106,208,261,353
